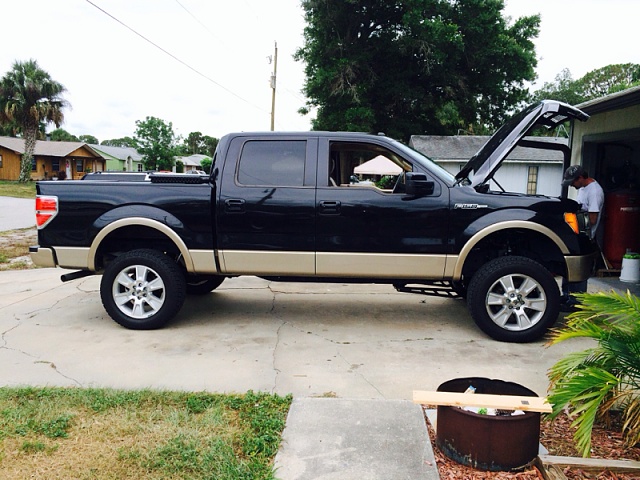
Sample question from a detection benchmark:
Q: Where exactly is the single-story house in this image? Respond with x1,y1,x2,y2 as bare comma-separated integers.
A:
409,135,568,197
89,144,143,172
0,136,104,181
177,153,209,172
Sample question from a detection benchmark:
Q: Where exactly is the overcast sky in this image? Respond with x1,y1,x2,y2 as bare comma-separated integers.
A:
2,0,639,143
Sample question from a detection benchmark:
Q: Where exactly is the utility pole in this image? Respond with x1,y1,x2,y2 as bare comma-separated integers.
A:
270,41,278,131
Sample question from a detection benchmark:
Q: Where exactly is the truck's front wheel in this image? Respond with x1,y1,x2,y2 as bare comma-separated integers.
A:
100,249,186,329
467,256,559,343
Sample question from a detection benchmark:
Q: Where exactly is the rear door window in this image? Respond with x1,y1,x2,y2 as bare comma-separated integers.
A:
237,140,306,187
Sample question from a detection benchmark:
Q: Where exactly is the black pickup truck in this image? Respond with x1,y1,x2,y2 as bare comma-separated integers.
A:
30,100,597,342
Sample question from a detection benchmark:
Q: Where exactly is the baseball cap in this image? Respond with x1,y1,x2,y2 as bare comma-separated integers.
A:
562,165,584,186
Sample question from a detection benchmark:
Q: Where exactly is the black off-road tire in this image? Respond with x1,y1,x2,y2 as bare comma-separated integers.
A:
186,275,225,295
100,249,187,329
467,256,559,343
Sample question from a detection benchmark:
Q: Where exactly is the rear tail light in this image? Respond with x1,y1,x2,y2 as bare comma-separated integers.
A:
35,195,58,229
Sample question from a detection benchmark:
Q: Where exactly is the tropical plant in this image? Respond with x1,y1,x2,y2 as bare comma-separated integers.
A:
0,59,68,182
547,290,640,457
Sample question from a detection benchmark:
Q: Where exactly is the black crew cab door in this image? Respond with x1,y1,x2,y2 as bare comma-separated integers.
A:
217,135,318,275
315,136,450,280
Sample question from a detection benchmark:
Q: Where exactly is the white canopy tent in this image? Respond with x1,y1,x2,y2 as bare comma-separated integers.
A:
353,155,402,176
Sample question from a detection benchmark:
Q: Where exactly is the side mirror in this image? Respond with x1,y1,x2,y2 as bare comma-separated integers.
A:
405,172,434,196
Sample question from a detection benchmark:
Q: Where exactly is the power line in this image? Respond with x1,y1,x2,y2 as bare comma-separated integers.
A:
85,0,269,115
173,0,224,45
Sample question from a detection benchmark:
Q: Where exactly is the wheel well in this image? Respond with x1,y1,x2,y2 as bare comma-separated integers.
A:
460,229,565,284
94,225,182,271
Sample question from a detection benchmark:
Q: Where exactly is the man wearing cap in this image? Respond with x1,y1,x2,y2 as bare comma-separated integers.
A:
560,165,605,310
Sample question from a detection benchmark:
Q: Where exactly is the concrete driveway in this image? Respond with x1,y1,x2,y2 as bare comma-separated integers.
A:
0,268,591,398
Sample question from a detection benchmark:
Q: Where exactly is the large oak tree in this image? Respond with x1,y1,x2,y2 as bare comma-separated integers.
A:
296,0,540,140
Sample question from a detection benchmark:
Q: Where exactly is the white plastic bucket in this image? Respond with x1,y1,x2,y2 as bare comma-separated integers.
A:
620,257,640,283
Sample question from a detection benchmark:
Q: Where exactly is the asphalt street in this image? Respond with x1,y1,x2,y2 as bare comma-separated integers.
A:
0,196,35,230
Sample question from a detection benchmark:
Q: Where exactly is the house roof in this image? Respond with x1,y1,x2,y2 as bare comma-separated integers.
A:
177,154,210,167
0,136,101,157
89,144,142,161
577,84,640,115
409,135,568,163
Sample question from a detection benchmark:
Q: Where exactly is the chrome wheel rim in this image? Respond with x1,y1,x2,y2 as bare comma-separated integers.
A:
485,273,547,332
112,265,166,319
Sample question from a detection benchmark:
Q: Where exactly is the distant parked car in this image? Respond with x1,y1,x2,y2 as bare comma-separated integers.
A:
187,170,207,175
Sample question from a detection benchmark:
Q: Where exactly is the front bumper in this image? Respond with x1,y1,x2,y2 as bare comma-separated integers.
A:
565,251,598,282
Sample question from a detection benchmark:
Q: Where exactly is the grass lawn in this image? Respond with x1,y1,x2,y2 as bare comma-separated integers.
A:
0,181,36,199
0,387,291,479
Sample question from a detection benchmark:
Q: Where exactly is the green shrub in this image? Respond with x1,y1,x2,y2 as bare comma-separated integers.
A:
547,290,640,457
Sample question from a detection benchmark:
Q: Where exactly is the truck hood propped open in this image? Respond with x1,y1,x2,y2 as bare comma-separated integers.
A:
455,100,590,189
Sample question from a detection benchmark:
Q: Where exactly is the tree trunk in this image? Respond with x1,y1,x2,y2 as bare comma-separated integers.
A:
18,125,37,183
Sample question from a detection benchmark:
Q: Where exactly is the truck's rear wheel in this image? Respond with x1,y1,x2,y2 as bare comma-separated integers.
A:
467,256,559,343
100,249,186,329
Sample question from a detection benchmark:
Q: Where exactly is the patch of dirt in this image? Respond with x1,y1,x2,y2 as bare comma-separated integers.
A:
0,227,37,270
425,408,640,479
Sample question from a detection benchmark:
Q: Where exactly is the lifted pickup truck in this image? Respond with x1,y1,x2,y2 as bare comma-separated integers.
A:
31,100,596,342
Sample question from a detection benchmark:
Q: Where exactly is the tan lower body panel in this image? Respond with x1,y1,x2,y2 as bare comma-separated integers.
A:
55,247,91,269
188,250,218,274
218,250,448,279
316,252,447,278
219,250,316,275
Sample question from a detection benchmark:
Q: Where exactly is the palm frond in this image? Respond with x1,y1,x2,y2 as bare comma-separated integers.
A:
549,368,620,457
547,348,607,387
572,290,640,331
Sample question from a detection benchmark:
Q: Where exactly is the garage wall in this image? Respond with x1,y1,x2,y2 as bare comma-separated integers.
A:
571,103,640,168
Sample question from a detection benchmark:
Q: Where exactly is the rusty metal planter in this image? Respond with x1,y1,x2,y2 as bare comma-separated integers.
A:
436,377,541,471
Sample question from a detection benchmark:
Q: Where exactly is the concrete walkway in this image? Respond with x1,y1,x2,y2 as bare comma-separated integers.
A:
274,398,439,480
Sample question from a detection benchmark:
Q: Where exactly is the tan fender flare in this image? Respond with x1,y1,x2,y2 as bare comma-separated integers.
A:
452,220,569,281
88,217,194,272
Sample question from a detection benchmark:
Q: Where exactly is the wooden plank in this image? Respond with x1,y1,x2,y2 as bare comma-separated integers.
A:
540,454,640,473
412,390,552,413
533,457,568,480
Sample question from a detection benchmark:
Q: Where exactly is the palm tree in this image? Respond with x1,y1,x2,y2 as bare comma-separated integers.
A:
0,59,68,182
547,290,640,457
